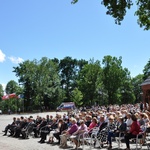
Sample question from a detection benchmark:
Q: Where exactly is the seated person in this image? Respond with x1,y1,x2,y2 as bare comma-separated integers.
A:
9,117,21,136
2,117,16,136
88,117,98,135
13,117,28,138
53,119,68,144
59,118,78,148
107,115,117,149
71,120,88,149
125,113,133,131
46,118,58,143
34,117,47,138
124,114,142,150
115,117,127,137
84,115,92,127
21,117,35,139
96,115,108,147
38,117,55,143
98,115,107,132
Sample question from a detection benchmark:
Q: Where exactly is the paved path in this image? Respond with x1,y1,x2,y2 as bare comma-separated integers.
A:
0,112,149,150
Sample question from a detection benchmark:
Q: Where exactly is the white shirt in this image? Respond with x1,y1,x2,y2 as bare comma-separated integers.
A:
126,118,133,130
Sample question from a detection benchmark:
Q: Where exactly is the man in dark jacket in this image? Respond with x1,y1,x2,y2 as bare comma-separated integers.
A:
98,115,107,132
13,117,28,138
38,118,58,143
53,119,68,144
34,117,47,138
3,117,16,136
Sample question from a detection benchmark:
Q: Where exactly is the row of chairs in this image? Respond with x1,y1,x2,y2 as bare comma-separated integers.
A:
116,125,148,150
12,123,150,150
70,126,149,150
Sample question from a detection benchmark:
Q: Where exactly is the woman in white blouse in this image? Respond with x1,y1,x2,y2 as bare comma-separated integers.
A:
125,113,133,131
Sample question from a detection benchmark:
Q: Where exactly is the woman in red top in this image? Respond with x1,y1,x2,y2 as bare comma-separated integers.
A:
124,114,142,150
88,117,98,131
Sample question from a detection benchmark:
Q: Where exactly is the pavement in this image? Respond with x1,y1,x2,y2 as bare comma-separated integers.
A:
0,112,150,150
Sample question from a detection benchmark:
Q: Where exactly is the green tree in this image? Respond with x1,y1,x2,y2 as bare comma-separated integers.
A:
5,80,18,94
71,0,150,30
13,57,62,111
70,88,83,107
120,68,135,104
143,59,150,80
59,57,87,102
59,56,77,102
131,74,144,103
0,84,4,101
102,55,126,104
77,59,102,105
13,60,37,111
5,80,19,112
35,57,61,110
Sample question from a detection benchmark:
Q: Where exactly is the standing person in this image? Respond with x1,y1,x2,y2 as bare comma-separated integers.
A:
18,108,21,114
8,108,11,115
140,102,144,112
124,114,142,150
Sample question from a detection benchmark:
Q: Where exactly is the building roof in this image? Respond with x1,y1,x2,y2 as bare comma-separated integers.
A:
141,76,150,86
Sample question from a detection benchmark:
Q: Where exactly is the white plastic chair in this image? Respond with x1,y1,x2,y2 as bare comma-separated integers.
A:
115,132,125,148
81,127,101,149
131,126,147,150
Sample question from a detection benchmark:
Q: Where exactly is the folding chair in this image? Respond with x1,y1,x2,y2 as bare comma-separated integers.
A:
115,132,125,149
21,123,35,139
82,127,101,149
130,126,147,150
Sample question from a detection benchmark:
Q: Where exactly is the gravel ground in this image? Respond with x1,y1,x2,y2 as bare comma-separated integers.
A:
0,112,149,150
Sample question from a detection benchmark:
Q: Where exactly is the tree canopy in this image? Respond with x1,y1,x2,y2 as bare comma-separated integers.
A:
143,59,150,80
0,84,4,101
71,0,150,30
1,56,150,113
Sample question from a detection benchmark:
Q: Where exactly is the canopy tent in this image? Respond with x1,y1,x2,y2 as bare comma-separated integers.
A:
2,93,18,100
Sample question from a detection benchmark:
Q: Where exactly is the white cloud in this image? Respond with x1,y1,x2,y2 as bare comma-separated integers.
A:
8,56,24,64
0,50,6,62
2,83,6,94
2,83,6,89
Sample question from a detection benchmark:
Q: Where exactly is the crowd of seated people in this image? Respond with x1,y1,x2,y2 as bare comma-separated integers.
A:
2,102,150,150
2,116,36,138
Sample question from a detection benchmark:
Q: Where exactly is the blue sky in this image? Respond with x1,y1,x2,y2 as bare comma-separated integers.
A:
0,0,150,90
